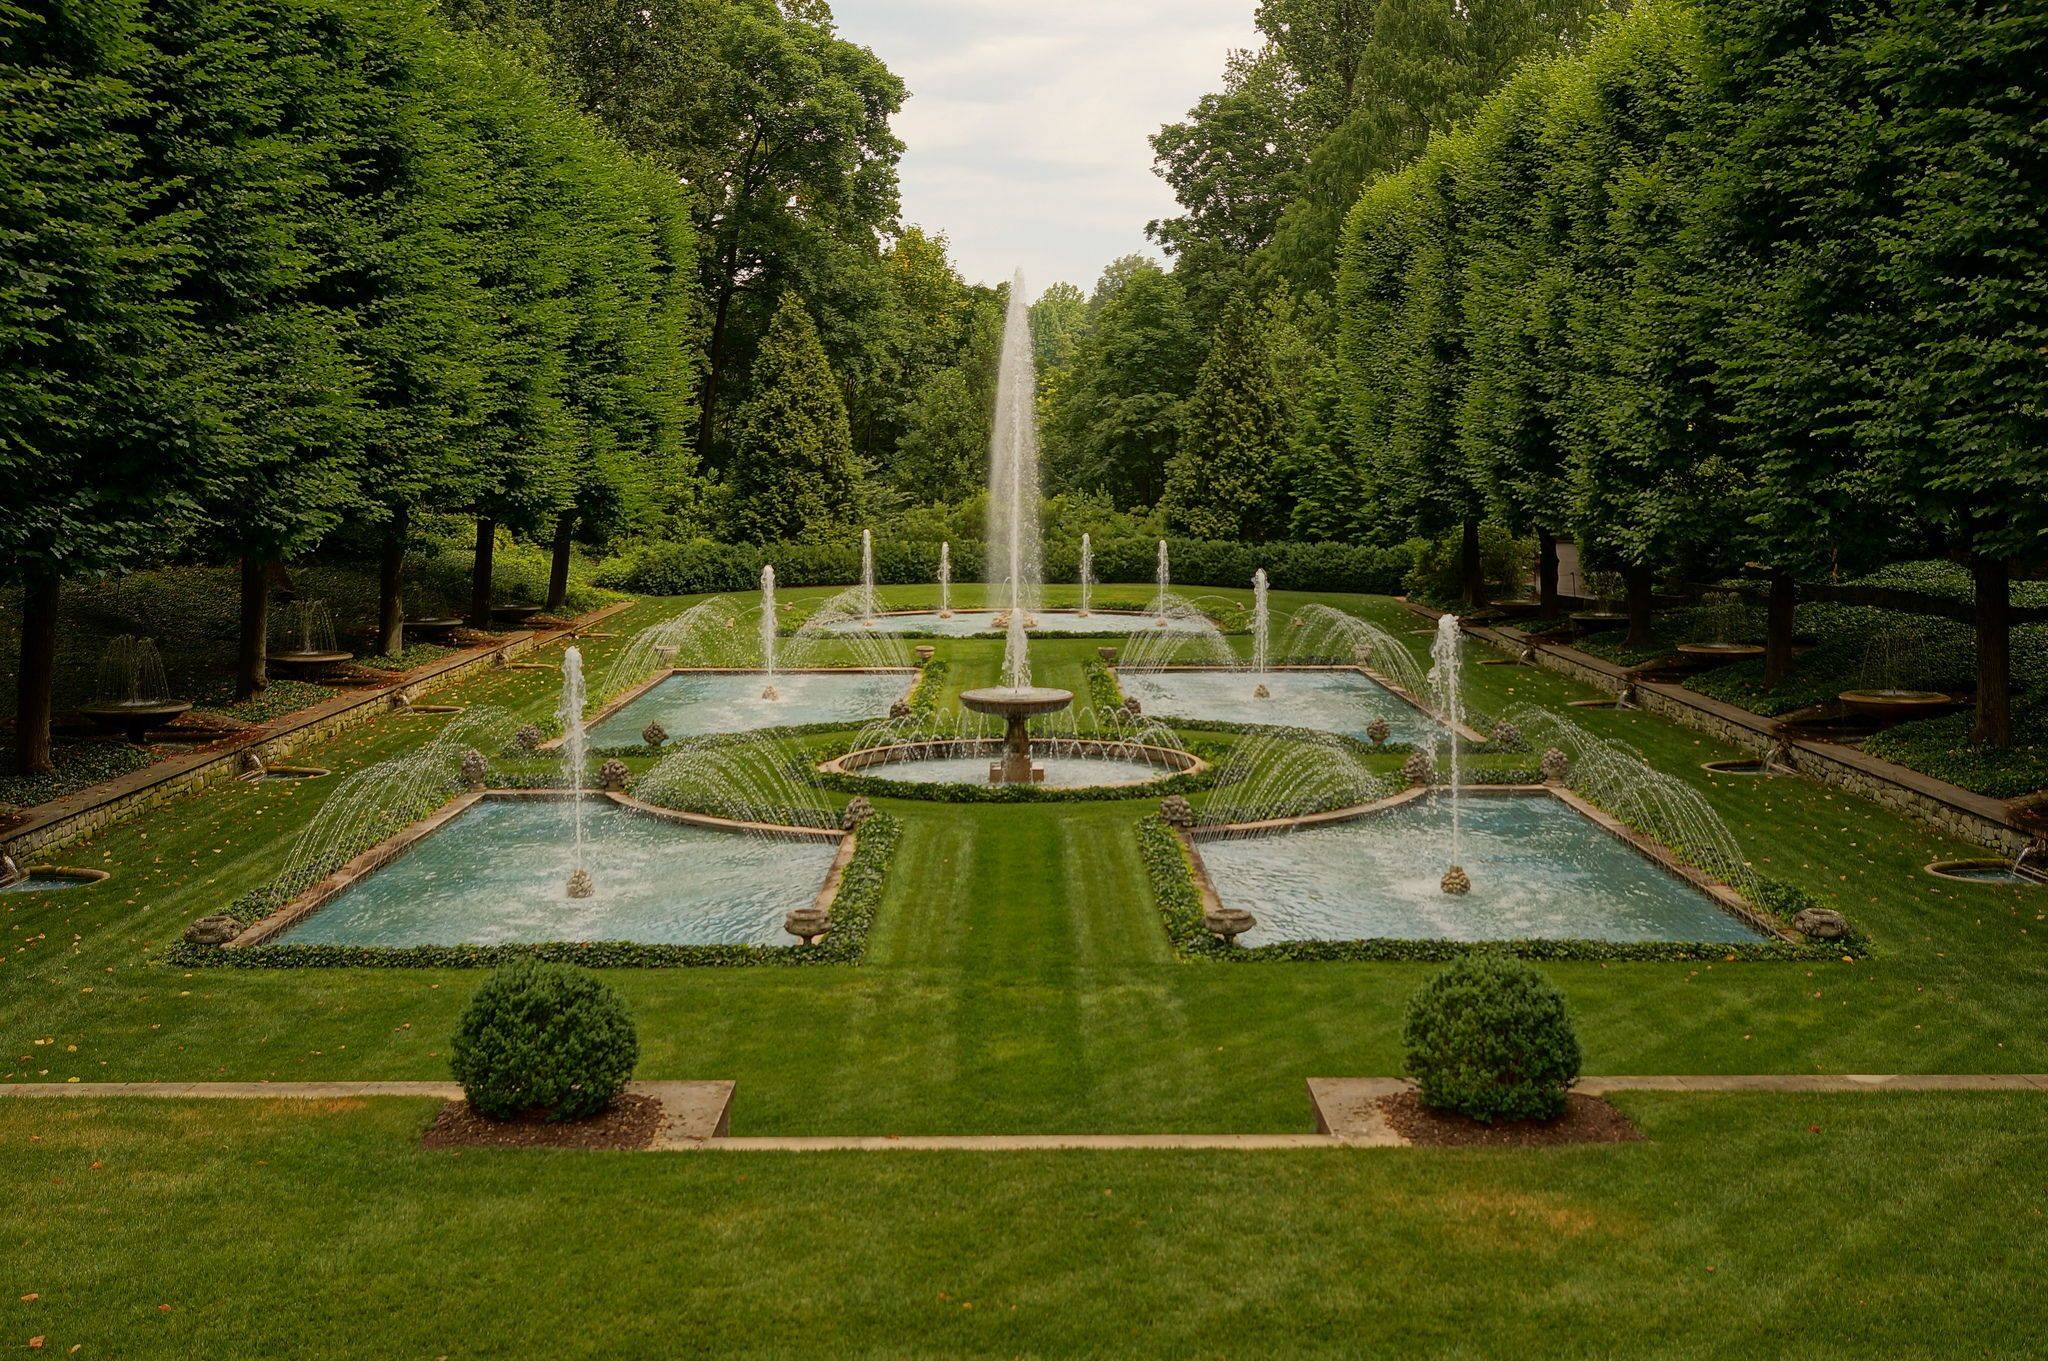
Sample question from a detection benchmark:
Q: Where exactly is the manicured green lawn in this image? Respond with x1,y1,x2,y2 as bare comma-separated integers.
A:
5,588,2044,1140
4,1091,2042,1358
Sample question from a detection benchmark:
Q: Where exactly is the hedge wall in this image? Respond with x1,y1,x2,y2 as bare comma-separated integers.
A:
596,537,1408,597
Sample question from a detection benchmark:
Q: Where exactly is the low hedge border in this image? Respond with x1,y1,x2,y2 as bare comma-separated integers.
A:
1141,816,1860,964
169,813,902,970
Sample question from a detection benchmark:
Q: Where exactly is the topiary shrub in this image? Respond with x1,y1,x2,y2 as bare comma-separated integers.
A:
449,960,639,1121
1402,954,1581,1123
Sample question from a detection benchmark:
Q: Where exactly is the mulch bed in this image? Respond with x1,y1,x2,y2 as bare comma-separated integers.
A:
1379,1091,1643,1148
420,1093,663,1150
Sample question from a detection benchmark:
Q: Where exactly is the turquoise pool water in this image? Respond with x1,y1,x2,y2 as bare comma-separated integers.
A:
1196,792,1765,946
815,610,1210,636
587,671,908,744
277,798,837,947
0,873,91,894
1118,668,1432,744
854,752,1176,787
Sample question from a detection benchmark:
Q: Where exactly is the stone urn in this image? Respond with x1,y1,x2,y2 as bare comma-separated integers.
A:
1492,720,1522,749
460,748,489,790
841,796,873,830
1540,746,1570,784
1440,865,1471,895
915,645,936,663
889,700,911,720
784,907,833,945
183,913,242,946
1159,795,1195,829
514,723,543,752
1123,696,1142,717
566,868,594,900
642,720,668,749
1253,683,1271,699
1098,646,1118,664
1204,906,1257,945
1366,717,1391,748
599,758,630,792
1402,751,1434,786
1792,908,1849,941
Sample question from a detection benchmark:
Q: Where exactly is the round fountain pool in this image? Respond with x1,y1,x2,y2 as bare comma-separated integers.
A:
814,610,1211,637
0,867,108,893
826,738,1197,789
1925,859,2045,886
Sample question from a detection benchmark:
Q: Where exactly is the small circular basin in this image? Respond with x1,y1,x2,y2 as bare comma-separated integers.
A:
1677,642,1764,663
267,650,352,676
958,685,1075,719
491,604,545,624
405,617,463,639
1838,689,1955,722
1925,859,2045,886
77,700,192,743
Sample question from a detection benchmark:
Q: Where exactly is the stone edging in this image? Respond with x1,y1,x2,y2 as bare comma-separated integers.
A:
1,601,635,862
1400,599,2032,855
229,788,846,947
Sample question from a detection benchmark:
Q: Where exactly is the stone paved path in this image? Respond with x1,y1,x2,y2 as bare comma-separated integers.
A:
4,1076,2040,1151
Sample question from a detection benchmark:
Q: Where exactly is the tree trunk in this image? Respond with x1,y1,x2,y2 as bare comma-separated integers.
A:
696,275,736,458
1971,553,2011,747
14,572,59,776
236,556,270,702
469,517,496,629
546,512,575,614
1536,530,1560,616
377,506,408,659
1764,569,1796,690
1459,517,1485,607
1624,564,1654,647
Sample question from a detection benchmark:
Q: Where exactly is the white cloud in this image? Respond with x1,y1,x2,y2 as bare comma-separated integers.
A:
831,1,1258,296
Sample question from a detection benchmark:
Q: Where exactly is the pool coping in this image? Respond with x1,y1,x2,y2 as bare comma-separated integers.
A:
560,666,920,752
818,736,1206,785
814,606,1222,634
1180,783,1793,944
228,788,849,948
1113,663,1489,744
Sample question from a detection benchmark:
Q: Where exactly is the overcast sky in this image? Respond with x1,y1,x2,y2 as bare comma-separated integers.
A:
831,0,1259,298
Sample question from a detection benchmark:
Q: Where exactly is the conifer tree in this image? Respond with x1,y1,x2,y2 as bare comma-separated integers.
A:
727,292,862,542
1161,294,1291,541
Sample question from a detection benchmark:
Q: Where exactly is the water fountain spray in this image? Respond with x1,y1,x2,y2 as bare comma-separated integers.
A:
860,529,876,624
988,270,1043,631
1155,540,1170,626
1428,614,1468,894
560,646,593,899
759,565,779,701
1251,568,1270,698
938,542,952,618
1079,534,1093,617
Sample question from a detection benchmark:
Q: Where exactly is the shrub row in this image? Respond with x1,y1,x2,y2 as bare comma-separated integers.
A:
596,537,1408,597
171,813,901,969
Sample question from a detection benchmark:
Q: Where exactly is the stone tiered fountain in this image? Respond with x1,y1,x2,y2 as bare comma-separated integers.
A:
78,636,191,742
267,599,352,678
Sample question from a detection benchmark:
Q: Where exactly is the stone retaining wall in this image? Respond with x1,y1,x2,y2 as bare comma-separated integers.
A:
3,602,632,862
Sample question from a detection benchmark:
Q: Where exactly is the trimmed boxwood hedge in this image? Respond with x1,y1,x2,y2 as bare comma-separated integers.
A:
1140,816,1856,963
597,537,1408,597
169,814,901,969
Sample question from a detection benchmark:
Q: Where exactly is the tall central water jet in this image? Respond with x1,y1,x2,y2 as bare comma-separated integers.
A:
1251,568,1271,698
759,565,779,700
961,271,1073,783
860,529,877,624
1154,540,1170,626
560,646,593,899
938,541,952,618
1428,614,1468,894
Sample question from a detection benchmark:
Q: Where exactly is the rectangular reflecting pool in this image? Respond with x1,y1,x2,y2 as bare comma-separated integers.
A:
586,670,909,744
1195,792,1767,946
277,798,838,947
1119,668,1432,744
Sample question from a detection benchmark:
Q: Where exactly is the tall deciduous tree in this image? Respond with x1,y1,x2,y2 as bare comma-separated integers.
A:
728,292,862,541
1,0,197,773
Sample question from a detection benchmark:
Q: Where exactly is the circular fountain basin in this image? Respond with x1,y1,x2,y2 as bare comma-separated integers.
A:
1701,758,1773,776
958,685,1075,720
815,610,1212,637
77,700,192,743
1838,689,1955,722
404,617,464,639
1925,859,2045,886
490,604,545,625
267,650,353,677
1,866,109,893
827,738,1197,789
1570,611,1628,630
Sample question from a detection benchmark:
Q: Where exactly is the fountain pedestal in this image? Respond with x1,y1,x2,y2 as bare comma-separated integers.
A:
959,685,1073,785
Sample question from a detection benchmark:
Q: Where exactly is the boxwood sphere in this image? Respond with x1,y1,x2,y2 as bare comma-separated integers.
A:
450,959,639,1121
1402,953,1581,1123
